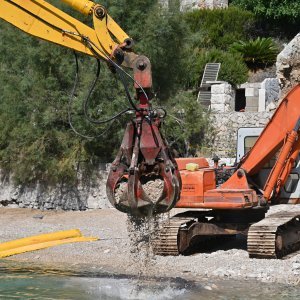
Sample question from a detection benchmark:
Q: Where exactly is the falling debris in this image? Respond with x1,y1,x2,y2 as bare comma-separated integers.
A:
114,179,164,205
114,182,128,204
142,179,164,203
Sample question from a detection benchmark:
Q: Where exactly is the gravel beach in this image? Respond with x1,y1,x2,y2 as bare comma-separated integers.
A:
0,205,300,285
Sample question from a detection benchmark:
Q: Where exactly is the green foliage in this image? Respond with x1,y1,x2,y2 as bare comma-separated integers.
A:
186,48,248,87
0,21,128,185
231,0,300,20
230,0,300,38
184,6,256,50
162,91,211,156
137,7,188,99
0,1,285,186
102,0,157,40
0,1,166,185
230,37,279,71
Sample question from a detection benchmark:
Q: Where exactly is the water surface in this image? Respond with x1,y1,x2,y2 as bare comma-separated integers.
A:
0,261,299,300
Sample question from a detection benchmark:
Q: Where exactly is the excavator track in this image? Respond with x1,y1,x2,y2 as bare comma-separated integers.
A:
152,217,194,256
152,209,263,256
248,210,300,258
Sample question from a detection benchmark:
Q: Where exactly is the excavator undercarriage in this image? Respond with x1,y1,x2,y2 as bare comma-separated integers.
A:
153,207,300,259
153,85,300,259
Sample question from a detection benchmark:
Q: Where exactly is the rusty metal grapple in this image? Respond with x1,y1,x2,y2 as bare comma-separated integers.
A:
106,115,181,217
106,55,181,217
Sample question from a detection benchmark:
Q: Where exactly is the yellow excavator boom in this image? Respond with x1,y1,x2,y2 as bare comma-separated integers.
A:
0,0,131,62
0,0,181,217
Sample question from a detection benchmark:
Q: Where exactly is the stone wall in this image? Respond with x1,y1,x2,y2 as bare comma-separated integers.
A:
211,80,280,113
159,0,228,10
210,83,235,112
197,0,228,9
0,168,112,210
277,33,300,96
209,111,272,157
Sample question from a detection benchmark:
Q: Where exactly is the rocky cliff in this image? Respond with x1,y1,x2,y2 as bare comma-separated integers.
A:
277,33,300,96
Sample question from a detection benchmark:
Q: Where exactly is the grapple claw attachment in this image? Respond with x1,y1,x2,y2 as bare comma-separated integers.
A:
106,117,181,217
106,54,180,216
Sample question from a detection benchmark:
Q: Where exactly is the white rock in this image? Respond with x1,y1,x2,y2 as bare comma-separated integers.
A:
292,262,300,275
276,33,300,95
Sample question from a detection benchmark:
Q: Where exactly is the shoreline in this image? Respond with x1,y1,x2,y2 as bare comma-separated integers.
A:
0,207,299,285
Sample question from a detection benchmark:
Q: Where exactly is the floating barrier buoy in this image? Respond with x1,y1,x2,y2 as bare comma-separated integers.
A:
0,229,98,258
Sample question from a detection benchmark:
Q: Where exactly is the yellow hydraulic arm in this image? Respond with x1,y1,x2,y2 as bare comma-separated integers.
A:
0,0,181,217
0,0,135,65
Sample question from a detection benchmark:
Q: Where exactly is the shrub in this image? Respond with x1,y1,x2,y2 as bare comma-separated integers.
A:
185,48,248,88
230,37,279,71
230,0,300,38
162,91,211,157
184,6,256,50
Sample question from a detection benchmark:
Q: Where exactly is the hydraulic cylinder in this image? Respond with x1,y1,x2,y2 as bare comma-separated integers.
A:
60,0,95,15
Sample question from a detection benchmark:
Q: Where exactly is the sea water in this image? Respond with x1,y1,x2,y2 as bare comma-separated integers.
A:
0,261,300,300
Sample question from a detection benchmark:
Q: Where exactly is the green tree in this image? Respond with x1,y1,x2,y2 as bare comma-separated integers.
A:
162,91,211,157
0,20,129,185
137,6,188,99
231,0,300,20
103,0,158,40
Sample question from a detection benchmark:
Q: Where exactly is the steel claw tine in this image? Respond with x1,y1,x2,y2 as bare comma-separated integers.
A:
127,170,139,211
160,169,177,207
106,163,128,210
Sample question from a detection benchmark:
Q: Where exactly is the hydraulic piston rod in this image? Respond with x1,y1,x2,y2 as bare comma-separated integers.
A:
60,0,94,15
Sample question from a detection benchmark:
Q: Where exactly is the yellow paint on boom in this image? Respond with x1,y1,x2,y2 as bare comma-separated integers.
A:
60,0,94,15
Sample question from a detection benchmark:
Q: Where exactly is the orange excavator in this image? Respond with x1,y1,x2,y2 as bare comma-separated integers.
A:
152,85,300,258
1,0,300,259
